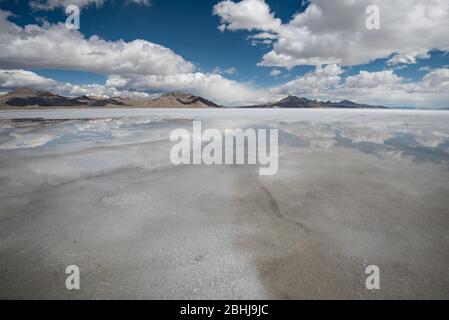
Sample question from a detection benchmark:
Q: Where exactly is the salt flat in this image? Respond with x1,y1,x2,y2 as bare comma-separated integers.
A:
1,107,449,123
0,109,448,299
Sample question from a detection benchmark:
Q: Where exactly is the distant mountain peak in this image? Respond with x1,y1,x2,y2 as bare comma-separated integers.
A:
146,91,219,108
338,99,358,105
269,95,319,108
240,95,387,109
278,95,303,103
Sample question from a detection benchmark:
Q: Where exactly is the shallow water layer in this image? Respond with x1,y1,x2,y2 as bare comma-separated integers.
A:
0,109,448,299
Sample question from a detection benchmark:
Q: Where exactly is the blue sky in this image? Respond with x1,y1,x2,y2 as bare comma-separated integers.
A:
1,0,310,86
0,0,449,107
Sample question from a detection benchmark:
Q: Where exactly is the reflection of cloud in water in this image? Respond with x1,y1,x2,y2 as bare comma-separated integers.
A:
0,114,448,170
280,122,336,149
377,150,414,164
1,109,449,299
339,127,393,145
0,118,187,150
413,130,449,148
339,130,449,168
279,120,449,168
0,132,59,149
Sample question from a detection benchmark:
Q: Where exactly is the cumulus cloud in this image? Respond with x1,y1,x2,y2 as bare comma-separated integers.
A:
417,68,449,93
387,49,431,65
224,67,237,75
0,10,266,105
127,0,151,6
272,65,449,108
1,1,449,108
0,69,151,98
344,70,402,89
105,73,268,106
213,0,281,32
351,68,445,107
214,0,449,68
212,0,449,107
29,0,151,10
272,64,343,95
269,69,282,78
0,69,58,89
0,69,266,105
0,10,193,76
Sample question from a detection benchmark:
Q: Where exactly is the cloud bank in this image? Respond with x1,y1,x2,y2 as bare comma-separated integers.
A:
0,10,266,105
0,0,449,108
271,64,449,108
29,0,151,10
214,0,449,68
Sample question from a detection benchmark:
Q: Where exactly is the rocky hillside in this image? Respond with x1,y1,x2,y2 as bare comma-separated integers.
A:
0,88,386,109
241,95,386,109
0,88,126,107
134,92,220,108
0,88,220,108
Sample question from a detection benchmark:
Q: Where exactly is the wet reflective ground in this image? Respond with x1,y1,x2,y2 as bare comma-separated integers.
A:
0,109,448,299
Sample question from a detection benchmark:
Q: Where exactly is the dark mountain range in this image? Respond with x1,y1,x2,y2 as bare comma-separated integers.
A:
241,95,387,109
0,88,126,107
325,99,386,109
0,88,220,108
0,88,386,109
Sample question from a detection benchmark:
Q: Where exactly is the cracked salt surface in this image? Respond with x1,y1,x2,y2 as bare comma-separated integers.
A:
0,108,448,299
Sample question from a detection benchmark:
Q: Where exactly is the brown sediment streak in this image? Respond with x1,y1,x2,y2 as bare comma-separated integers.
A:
259,185,312,234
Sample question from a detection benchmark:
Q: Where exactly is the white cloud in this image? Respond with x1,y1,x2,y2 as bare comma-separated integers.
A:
0,10,193,76
272,65,449,108
344,70,402,89
1,3,449,108
0,69,58,89
213,0,281,32
272,64,343,95
269,69,282,78
29,0,151,10
250,32,277,40
214,0,449,69
224,67,237,75
417,68,449,93
127,0,151,6
387,49,431,65
0,69,151,98
419,66,432,72
0,68,267,105
0,10,267,105
105,73,269,106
